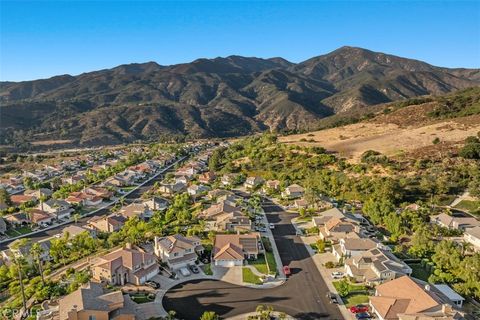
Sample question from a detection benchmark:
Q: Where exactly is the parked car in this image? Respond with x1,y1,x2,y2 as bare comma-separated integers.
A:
331,271,344,279
283,265,291,276
145,280,160,289
269,223,275,229
326,292,338,304
256,226,267,232
350,305,369,313
355,312,371,319
179,267,191,277
189,264,200,274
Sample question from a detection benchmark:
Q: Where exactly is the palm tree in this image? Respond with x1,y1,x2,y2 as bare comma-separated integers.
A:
31,242,45,285
10,239,29,314
73,213,81,224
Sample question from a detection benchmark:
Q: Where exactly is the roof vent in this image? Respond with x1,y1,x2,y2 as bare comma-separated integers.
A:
425,284,431,291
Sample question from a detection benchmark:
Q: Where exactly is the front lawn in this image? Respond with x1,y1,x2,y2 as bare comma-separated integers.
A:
242,267,263,285
265,251,277,275
333,280,370,307
248,255,268,274
130,293,155,304
6,226,32,237
342,293,370,307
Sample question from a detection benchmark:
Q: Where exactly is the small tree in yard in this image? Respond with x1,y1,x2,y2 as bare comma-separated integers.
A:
200,311,219,320
316,239,326,253
336,279,350,297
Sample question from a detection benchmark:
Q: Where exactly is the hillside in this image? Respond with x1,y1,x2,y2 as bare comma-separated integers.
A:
279,87,480,161
1,47,479,148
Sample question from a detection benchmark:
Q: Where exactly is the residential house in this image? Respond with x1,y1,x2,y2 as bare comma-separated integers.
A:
154,234,204,270
319,217,360,242
119,203,152,220
263,180,280,193
312,207,349,227
198,172,216,184
158,182,186,195
42,199,74,220
282,184,305,199
11,194,37,206
463,226,480,251
62,173,86,185
294,198,309,209
143,196,169,211
345,247,412,285
187,184,210,197
8,239,52,263
4,212,30,226
198,201,252,232
221,173,239,186
66,191,103,207
175,175,190,185
24,188,53,199
213,233,263,267
244,176,264,190
332,237,378,261
431,213,479,230
91,244,159,285
61,225,96,238
84,187,114,200
369,276,463,320
57,282,136,320
87,214,127,233
175,165,197,178
207,189,234,200
29,209,54,225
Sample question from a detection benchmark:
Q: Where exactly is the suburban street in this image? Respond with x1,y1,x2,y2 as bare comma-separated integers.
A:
162,201,343,320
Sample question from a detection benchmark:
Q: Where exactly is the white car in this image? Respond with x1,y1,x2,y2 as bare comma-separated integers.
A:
179,267,191,277
331,272,344,279
269,223,275,229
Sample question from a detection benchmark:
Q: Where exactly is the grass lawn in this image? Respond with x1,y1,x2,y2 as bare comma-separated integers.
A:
130,293,155,304
242,267,263,285
265,251,277,275
6,226,32,237
342,293,370,307
408,263,431,281
333,280,369,307
455,200,480,213
248,255,269,274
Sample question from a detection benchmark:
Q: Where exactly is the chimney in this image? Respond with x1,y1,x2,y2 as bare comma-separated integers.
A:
442,304,453,314
125,243,132,250
424,284,431,291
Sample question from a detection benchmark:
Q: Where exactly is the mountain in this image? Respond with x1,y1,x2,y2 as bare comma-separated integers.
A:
1,46,479,148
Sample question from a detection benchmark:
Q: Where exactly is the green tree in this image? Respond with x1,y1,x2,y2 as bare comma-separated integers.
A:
31,242,46,285
316,239,326,253
336,279,350,297
200,311,219,320
408,226,434,258
9,239,29,314
0,187,12,206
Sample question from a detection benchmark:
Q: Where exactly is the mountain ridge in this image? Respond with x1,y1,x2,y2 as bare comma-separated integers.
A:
1,46,479,148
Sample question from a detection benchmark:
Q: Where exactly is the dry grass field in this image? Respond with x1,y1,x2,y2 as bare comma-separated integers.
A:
279,113,480,161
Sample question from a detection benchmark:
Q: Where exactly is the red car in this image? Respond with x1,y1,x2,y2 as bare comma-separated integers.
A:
349,305,369,313
283,265,291,276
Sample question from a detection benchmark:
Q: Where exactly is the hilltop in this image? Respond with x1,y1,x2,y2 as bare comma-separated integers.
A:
1,47,479,149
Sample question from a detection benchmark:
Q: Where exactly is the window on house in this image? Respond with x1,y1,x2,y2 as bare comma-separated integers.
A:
88,316,96,320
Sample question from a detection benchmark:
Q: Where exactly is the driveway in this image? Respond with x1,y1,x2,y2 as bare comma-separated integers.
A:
162,203,343,320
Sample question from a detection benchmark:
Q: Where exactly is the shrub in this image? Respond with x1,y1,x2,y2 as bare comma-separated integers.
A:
324,261,335,268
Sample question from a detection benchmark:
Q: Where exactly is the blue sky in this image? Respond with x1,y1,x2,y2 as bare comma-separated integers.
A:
1,1,479,81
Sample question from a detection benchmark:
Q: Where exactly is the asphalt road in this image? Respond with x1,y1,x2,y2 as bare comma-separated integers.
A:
162,201,344,320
